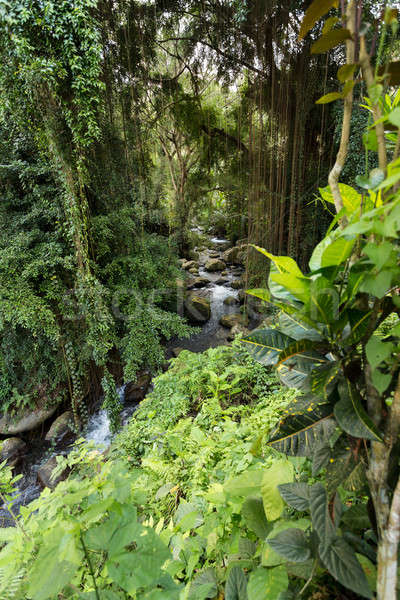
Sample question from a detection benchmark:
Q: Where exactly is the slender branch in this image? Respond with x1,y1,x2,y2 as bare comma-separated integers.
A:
359,36,387,171
80,532,100,600
328,0,356,217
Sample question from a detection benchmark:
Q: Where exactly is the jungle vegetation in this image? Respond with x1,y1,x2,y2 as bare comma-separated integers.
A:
0,1,400,599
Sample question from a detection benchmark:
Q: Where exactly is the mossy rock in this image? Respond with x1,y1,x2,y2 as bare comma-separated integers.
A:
184,294,211,323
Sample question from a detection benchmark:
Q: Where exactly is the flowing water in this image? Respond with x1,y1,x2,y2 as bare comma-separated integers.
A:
1,231,259,526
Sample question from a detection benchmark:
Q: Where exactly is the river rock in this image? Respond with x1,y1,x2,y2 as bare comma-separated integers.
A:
184,294,211,322
172,347,184,357
124,372,151,403
238,290,246,304
0,437,26,467
188,267,199,275
0,402,59,435
37,456,69,489
209,251,220,258
231,278,244,290
205,259,226,272
223,296,239,306
187,276,210,289
215,276,228,284
182,260,198,271
45,411,74,442
228,324,250,341
220,313,249,328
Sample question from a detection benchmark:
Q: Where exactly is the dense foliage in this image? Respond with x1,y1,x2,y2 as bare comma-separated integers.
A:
1,1,400,599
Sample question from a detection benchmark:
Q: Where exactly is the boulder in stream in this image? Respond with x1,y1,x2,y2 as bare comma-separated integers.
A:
124,372,151,403
37,456,69,489
220,313,249,329
188,267,199,275
182,260,198,271
45,411,74,443
205,258,226,272
0,437,27,467
223,295,239,306
187,276,210,289
0,401,59,435
184,294,211,323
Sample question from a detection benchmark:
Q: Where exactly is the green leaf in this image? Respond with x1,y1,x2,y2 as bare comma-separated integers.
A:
321,238,355,267
334,381,383,442
371,369,392,394
270,272,310,304
363,241,394,270
316,92,342,105
189,568,218,600
363,129,378,151
359,269,393,298
268,529,311,563
388,106,400,128
309,483,335,543
242,497,271,540
319,536,373,598
299,0,339,40
309,362,341,399
277,339,319,366
268,401,335,456
225,566,248,600
241,329,294,366
341,504,371,531
277,311,323,342
368,84,383,105
319,184,361,213
225,469,264,498
246,288,271,303
312,439,333,476
278,482,310,511
277,353,327,390
338,63,357,82
311,29,353,54
28,553,78,600
261,460,294,521
247,566,288,600
366,335,394,370
252,246,304,277
357,554,377,593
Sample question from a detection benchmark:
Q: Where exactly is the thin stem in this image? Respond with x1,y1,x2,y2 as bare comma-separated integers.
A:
80,532,100,600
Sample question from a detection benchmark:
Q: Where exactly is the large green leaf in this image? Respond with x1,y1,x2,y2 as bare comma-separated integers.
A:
225,566,248,600
309,483,335,544
252,246,304,277
261,460,294,521
307,276,339,324
247,566,288,600
278,482,310,511
276,339,322,366
319,184,362,214
299,0,338,39
309,362,341,399
267,529,311,563
268,401,335,456
334,381,383,441
311,28,353,54
241,497,271,540
319,536,373,598
241,329,294,366
321,238,355,268
224,469,264,498
277,353,327,390
270,272,310,304
277,311,323,342
189,568,218,600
